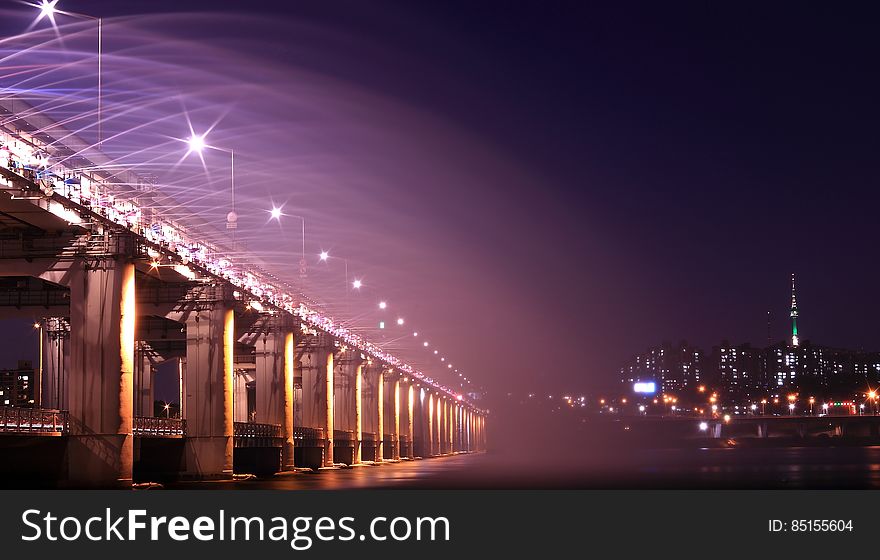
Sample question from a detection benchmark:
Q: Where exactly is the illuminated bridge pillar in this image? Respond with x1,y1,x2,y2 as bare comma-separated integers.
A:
360,363,382,462
67,259,135,487
254,320,295,471
134,342,154,417
383,370,400,460
464,409,474,453
300,344,335,467
444,398,452,453
452,403,460,452
399,378,414,459
40,317,69,410
333,350,363,465
427,392,436,456
183,301,235,479
233,369,249,422
438,397,448,454
411,385,426,457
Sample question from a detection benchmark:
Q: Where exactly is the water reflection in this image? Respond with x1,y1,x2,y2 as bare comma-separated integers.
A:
166,445,880,490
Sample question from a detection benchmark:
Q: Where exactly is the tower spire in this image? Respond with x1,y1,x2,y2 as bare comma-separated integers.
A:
790,273,799,346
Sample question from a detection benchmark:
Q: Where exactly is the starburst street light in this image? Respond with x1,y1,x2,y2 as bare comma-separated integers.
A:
182,130,238,235
352,279,362,289
269,206,282,220
379,301,387,309
397,318,404,325
187,134,206,154
34,0,58,23
30,0,104,144
319,251,329,261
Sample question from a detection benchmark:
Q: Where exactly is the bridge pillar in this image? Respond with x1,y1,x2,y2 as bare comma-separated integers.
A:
427,392,436,456
233,370,249,422
254,323,295,471
452,403,460,452
411,385,425,457
333,351,363,465
447,400,453,453
300,346,334,466
465,410,474,453
398,378,413,459
183,303,235,479
66,259,135,487
383,371,400,460
436,395,444,454
134,343,154,417
40,317,69,410
438,398,446,454
360,362,381,462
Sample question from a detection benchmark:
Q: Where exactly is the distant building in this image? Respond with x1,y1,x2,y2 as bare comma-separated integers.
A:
621,274,880,402
0,360,36,407
713,342,763,400
620,341,702,395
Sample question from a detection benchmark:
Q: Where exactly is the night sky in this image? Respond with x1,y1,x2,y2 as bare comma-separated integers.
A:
2,1,880,400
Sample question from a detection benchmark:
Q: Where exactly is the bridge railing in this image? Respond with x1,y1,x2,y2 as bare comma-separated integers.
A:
234,421,282,447
333,429,356,447
294,426,325,447
0,407,67,434
133,416,186,437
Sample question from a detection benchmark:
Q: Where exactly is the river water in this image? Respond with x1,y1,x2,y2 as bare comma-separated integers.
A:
164,445,880,490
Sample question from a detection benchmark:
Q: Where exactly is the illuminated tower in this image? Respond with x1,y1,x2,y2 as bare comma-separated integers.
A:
790,273,799,346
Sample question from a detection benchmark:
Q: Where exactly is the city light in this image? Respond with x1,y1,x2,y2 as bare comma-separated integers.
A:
319,251,329,261
379,301,387,309
397,318,404,325
352,279,362,289
699,422,708,431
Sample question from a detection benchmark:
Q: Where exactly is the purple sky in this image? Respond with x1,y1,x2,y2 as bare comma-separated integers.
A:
3,1,880,401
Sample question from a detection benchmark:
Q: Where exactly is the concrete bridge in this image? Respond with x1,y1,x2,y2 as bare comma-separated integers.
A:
0,103,486,487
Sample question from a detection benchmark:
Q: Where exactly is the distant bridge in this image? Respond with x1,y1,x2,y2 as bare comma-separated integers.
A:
0,102,486,487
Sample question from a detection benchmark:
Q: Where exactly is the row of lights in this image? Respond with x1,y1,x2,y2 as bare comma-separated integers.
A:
25,0,480,399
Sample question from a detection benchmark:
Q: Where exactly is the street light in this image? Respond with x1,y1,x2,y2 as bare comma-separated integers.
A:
271,210,306,278
32,1,104,145
788,403,795,415
185,132,238,242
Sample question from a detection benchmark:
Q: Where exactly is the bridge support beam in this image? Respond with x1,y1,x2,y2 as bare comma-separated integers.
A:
383,371,400,460
233,371,249,422
134,343,154,417
301,347,334,466
464,410,474,453
399,378,413,458
360,363,382,462
40,317,69,410
255,323,295,471
427,392,436,456
183,303,235,479
412,386,425,457
333,351,363,465
67,259,135,487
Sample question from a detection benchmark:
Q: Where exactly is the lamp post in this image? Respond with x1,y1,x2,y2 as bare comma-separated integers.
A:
185,133,238,249
271,208,306,278
32,1,103,146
